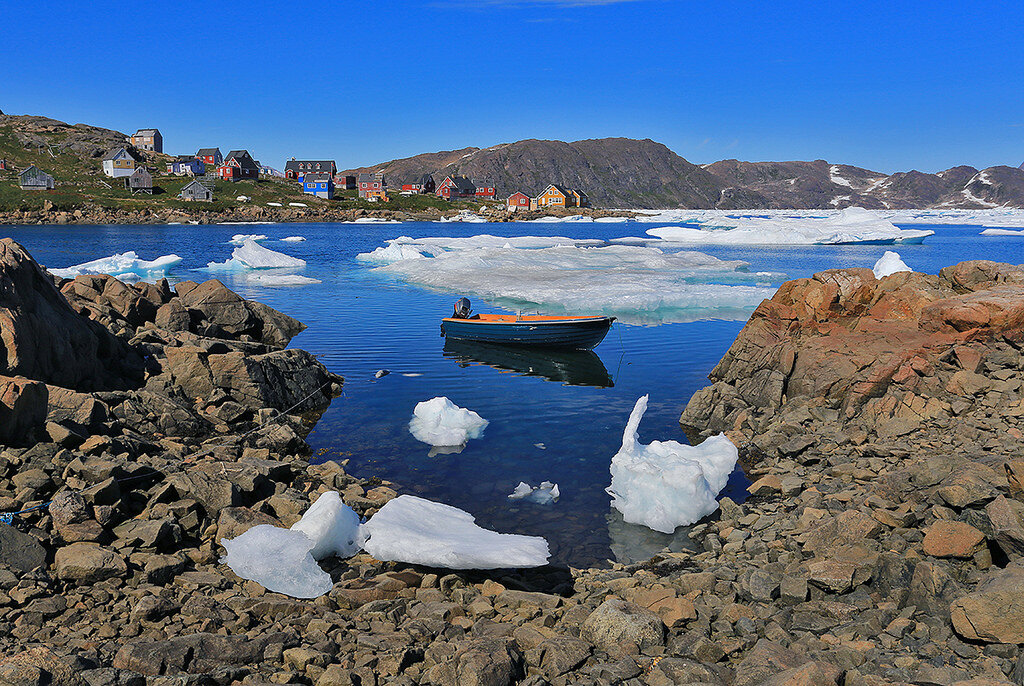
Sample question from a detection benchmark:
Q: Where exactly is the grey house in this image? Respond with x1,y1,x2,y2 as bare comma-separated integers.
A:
18,165,55,190
125,167,153,194
178,179,213,202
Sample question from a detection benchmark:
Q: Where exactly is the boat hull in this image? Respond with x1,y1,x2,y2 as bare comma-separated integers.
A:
441,316,613,350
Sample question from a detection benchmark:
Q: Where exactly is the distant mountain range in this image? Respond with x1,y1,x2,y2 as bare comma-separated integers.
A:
343,138,1024,210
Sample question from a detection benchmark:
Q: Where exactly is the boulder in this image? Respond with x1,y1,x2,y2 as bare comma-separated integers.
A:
0,375,47,445
425,637,520,686
53,543,127,582
0,522,47,572
113,632,288,675
581,598,664,653
986,496,1024,560
922,520,986,558
950,563,1024,643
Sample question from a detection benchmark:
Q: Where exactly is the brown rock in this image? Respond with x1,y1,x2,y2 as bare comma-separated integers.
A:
950,563,1024,643
923,520,986,559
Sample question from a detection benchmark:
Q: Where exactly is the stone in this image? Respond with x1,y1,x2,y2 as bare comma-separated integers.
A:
801,510,882,555
581,598,664,653
524,637,591,678
113,632,287,675
53,543,127,582
748,474,783,496
907,560,964,620
425,637,519,686
758,661,842,686
216,506,282,543
923,520,986,558
734,640,814,686
0,523,47,573
986,496,1024,560
0,375,48,446
950,563,1024,643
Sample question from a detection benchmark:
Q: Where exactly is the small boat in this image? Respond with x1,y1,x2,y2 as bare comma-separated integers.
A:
441,298,614,350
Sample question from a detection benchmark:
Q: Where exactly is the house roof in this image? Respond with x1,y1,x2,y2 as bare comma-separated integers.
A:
134,129,160,136
224,150,259,171
174,155,198,163
196,148,220,157
286,160,336,173
304,173,333,183
442,175,476,193
358,172,384,183
102,146,132,161
541,183,572,197
181,179,211,192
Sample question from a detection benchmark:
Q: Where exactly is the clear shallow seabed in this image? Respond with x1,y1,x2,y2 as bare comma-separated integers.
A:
4,221,1024,567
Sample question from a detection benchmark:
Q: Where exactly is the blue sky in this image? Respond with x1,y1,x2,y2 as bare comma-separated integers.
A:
2,0,1021,173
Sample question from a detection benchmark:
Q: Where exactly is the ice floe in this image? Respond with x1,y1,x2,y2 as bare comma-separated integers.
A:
361,237,781,325
50,252,182,282
281,236,306,242
409,397,489,447
873,251,912,279
606,395,738,534
980,228,1024,236
207,239,306,270
360,495,550,569
439,210,486,223
508,481,560,505
229,234,268,244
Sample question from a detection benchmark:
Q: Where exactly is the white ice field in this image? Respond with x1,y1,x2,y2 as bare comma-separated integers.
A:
49,252,183,281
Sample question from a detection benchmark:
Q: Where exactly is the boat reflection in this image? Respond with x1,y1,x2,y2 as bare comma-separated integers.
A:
442,339,614,388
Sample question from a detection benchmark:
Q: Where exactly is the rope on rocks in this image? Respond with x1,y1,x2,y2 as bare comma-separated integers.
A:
0,379,336,525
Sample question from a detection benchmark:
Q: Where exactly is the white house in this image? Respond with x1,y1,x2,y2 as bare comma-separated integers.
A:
102,147,137,178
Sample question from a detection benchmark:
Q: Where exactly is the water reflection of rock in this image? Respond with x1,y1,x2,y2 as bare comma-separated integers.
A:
442,340,614,388
606,509,700,564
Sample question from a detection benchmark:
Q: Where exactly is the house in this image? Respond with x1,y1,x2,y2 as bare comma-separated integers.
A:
571,189,590,207
436,175,476,200
0,159,7,171
166,156,205,176
506,191,533,212
18,166,55,190
284,159,337,181
472,179,496,198
358,172,387,200
125,167,153,194
217,150,260,181
102,147,137,178
400,174,436,194
338,175,356,190
260,165,285,178
130,129,162,153
536,184,575,208
195,148,223,166
302,173,335,199
179,179,213,202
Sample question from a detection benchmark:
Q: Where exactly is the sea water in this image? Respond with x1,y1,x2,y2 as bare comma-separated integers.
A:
5,220,1024,566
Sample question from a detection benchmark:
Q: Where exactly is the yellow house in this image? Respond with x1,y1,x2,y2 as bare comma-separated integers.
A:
536,184,576,208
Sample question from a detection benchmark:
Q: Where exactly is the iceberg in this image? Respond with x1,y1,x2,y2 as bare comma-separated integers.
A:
290,491,362,559
606,395,738,534
508,481,560,505
363,238,780,325
872,251,912,279
360,495,550,569
220,526,332,598
409,397,489,447
207,239,306,270
980,228,1024,236
281,236,306,242
50,252,182,282
229,233,268,244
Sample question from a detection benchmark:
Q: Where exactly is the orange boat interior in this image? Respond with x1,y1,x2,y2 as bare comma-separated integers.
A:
443,314,606,324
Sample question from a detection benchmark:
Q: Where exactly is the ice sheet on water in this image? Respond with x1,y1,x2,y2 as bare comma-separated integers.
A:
887,209,1024,228
229,233,268,244
290,491,362,559
242,272,321,286
219,525,332,598
409,397,488,447
360,495,550,569
362,237,781,325
281,236,306,242
206,239,306,270
980,228,1024,236
439,210,486,223
508,481,560,505
606,395,738,534
644,208,933,246
50,252,182,281
873,251,911,279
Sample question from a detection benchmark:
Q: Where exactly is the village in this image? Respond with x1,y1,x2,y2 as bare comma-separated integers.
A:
3,126,591,214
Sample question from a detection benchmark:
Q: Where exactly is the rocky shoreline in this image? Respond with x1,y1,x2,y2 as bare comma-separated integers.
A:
0,205,635,226
2,241,1024,685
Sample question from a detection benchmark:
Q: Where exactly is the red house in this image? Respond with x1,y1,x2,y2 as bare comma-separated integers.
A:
436,175,475,201
473,179,496,198
217,150,260,181
507,191,532,212
195,148,223,166
400,174,436,194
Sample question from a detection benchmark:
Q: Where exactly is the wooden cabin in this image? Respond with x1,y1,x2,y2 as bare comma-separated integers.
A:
166,156,204,176
218,150,260,181
285,159,337,181
507,191,532,212
125,167,153,194
130,129,162,153
179,179,213,202
18,166,55,191
536,184,575,208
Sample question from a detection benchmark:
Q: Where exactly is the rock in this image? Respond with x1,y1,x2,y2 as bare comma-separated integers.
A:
0,375,48,445
154,300,190,331
0,523,47,572
524,637,591,678
923,520,987,558
177,279,305,348
644,657,727,685
425,637,520,686
937,463,1005,508
987,496,1024,560
216,506,281,543
53,543,127,582
113,632,286,675
758,661,842,686
907,560,964,620
950,563,1024,643
581,598,665,653
734,640,814,686
801,510,882,554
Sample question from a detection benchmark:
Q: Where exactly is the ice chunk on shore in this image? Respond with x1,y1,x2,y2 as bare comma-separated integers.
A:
508,481,560,505
207,239,306,270
360,495,550,568
872,251,911,279
281,236,306,242
220,525,332,598
50,252,182,281
409,397,488,447
290,491,362,559
606,395,738,534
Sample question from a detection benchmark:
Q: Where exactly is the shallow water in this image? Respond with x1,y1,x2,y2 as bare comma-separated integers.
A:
5,220,1024,567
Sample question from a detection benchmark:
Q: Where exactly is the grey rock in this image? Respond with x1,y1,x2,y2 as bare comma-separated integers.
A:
581,598,664,653
0,522,47,573
53,542,127,582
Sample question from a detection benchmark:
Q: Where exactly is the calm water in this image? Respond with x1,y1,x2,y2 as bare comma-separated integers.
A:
5,220,1023,566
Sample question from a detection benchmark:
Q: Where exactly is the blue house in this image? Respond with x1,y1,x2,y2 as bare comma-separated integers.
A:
302,172,334,199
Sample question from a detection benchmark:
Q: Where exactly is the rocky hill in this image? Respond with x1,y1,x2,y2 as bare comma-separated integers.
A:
346,139,1024,210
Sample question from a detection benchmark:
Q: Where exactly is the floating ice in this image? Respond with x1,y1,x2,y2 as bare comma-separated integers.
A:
360,495,550,569
363,238,780,324
281,236,306,242
229,233,268,244
409,397,489,447
606,395,738,534
207,239,306,270
290,491,362,559
439,210,486,223
508,481,560,505
237,273,320,286
645,208,933,246
980,228,1024,236
220,525,332,598
350,217,402,224
872,251,912,279
50,252,182,282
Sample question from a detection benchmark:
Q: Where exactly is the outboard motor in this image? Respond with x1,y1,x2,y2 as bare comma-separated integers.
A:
452,297,472,319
